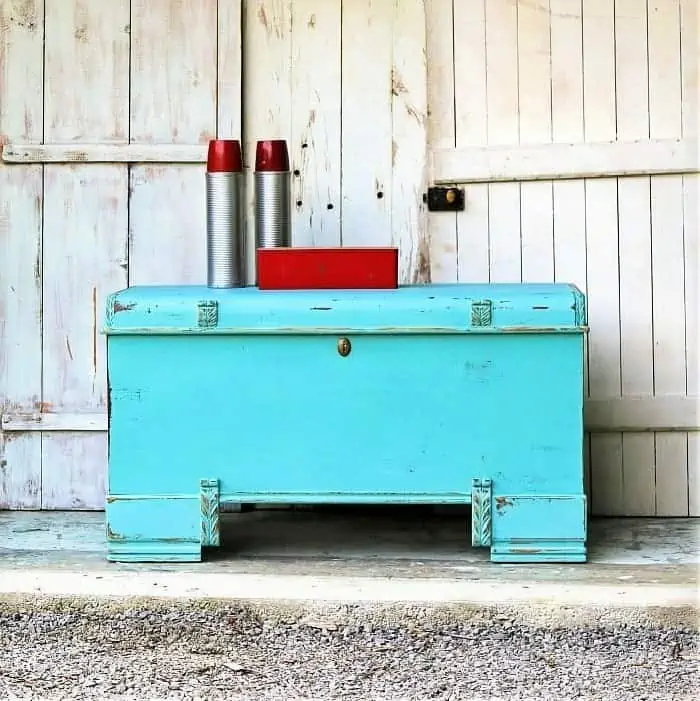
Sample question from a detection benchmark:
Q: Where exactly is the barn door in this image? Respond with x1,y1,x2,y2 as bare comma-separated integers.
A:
0,0,242,509
242,0,429,285
424,0,698,516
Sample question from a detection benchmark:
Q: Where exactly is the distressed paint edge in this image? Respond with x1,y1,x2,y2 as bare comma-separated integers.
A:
2,143,208,164
101,325,589,336
107,492,473,505
106,541,203,563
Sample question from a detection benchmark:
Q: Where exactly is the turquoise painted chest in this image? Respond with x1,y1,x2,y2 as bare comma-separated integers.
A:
103,283,588,564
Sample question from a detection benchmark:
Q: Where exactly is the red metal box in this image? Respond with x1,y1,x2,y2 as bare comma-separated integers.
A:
256,247,399,290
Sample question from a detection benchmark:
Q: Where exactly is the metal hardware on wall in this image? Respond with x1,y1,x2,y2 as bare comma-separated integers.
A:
425,186,465,212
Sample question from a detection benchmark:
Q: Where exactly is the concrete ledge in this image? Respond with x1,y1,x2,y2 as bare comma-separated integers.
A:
0,570,696,628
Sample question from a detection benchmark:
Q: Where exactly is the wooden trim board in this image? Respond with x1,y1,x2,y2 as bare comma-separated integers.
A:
431,138,699,184
2,396,698,433
1,143,208,164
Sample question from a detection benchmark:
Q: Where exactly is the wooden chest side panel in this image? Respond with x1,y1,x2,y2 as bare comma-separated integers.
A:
107,333,585,501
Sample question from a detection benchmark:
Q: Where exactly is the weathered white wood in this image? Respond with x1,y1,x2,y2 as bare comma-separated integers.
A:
290,0,341,248
6,396,696,434
684,173,699,516
2,143,207,163
44,1,129,141
681,0,699,516
391,0,429,283
2,413,108,432
584,397,699,432
41,165,127,509
648,0,689,516
425,0,457,282
431,138,698,184
243,0,292,283
40,0,130,510
0,0,44,142
128,166,206,285
0,172,42,508
485,0,521,282
584,0,624,516
690,434,700,516
130,0,216,145
129,0,217,286
217,0,243,139
0,0,44,509
550,0,590,501
518,0,554,283
616,0,655,517
452,0,489,282
341,0,393,252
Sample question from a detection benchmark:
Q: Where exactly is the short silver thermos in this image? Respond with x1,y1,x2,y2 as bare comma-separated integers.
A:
255,139,291,249
206,139,244,288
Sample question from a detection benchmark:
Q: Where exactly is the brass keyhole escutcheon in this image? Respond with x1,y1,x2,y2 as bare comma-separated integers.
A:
445,188,457,204
337,337,352,357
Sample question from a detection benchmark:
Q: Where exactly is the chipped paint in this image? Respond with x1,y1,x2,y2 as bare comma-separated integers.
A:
495,496,514,511
106,524,125,541
112,300,136,314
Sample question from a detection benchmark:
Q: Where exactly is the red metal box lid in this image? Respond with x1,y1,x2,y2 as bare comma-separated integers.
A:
256,247,398,290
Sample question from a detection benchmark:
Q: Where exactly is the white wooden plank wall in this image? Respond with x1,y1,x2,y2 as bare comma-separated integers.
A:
245,0,428,284
426,0,698,516
680,0,699,515
40,0,130,508
0,0,696,516
0,0,242,509
0,0,44,508
128,0,217,286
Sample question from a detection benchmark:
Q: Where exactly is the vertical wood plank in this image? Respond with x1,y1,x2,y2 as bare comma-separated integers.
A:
42,166,127,508
551,0,590,501
128,166,207,285
391,0,429,283
290,0,341,248
44,1,129,142
681,0,699,516
217,0,243,139
0,0,44,508
583,0,623,515
616,0,655,516
648,0,688,516
453,0,489,283
242,0,292,283
129,0,217,285
426,0,457,282
485,0,520,282
518,0,554,283
684,174,698,515
341,0,393,251
42,0,130,509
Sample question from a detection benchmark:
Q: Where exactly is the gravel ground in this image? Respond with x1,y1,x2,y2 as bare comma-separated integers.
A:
0,600,697,701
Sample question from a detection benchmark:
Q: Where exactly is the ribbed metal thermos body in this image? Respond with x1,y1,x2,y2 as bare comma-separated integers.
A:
206,140,245,288
255,140,291,249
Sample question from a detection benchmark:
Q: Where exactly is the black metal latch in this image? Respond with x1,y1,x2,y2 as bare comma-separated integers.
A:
424,186,465,212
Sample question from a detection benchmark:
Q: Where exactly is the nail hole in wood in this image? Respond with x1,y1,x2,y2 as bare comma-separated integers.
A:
327,203,334,210
376,191,384,199
296,200,303,207
293,169,300,176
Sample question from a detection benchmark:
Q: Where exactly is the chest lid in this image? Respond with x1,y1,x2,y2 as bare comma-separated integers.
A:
103,283,586,335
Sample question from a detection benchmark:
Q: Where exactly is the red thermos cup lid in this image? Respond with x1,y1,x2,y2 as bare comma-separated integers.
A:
207,139,243,173
255,139,290,172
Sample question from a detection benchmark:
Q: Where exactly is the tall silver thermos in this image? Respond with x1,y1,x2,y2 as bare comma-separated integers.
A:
255,139,291,249
206,139,245,288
